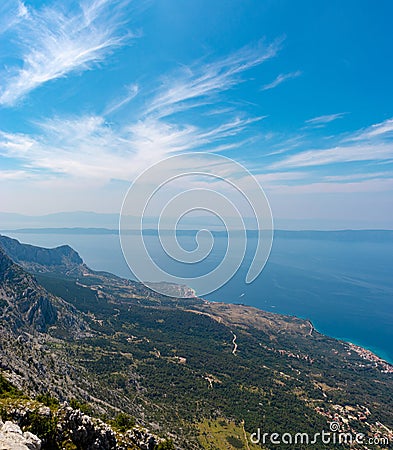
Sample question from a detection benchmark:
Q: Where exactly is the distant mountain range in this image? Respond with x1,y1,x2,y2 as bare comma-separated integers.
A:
2,211,391,231
1,234,393,449
3,226,393,242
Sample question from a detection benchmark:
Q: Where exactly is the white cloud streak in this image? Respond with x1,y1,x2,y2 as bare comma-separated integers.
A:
261,70,301,91
104,84,139,115
305,112,347,126
270,117,393,170
322,171,393,182
0,0,134,106
146,40,282,119
267,177,393,194
270,144,393,169
345,118,393,141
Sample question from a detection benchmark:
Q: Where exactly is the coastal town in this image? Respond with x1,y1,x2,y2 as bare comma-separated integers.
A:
347,343,393,374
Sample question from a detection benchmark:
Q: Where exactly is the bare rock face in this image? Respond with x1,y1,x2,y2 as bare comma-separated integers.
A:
0,420,41,450
125,427,160,450
0,247,87,335
1,401,165,450
57,405,117,450
56,405,163,450
0,247,57,332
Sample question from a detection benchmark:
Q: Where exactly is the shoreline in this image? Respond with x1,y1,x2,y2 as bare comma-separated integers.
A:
200,293,393,367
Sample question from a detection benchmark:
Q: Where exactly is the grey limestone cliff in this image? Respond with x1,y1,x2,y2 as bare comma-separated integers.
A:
0,420,41,450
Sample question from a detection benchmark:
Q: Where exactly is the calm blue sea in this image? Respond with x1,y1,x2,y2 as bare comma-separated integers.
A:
5,231,393,364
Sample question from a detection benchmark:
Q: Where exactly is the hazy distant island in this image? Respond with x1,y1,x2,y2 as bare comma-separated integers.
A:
2,227,393,242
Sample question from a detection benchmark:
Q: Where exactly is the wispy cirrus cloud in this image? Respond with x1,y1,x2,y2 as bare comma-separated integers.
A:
270,143,393,169
0,42,274,182
345,118,393,141
0,112,266,181
0,0,135,107
0,0,27,34
323,171,393,182
0,41,280,181
267,177,393,194
0,39,314,200
269,117,393,170
305,112,347,127
261,70,301,91
104,84,139,115
146,39,282,119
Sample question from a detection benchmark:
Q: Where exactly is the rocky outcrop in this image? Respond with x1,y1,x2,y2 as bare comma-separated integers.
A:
57,404,162,450
0,420,41,450
0,400,163,450
125,427,160,450
57,405,117,450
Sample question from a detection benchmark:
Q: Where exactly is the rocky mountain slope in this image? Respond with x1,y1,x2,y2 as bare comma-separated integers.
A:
1,235,393,449
0,372,168,450
0,246,87,335
0,235,84,276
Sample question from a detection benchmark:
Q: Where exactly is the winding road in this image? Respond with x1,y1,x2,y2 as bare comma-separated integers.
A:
231,331,238,356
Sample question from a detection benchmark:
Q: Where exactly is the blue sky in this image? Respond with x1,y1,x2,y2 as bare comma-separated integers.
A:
0,0,392,228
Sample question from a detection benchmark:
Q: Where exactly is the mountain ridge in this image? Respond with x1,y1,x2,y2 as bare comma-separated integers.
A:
0,235,84,276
